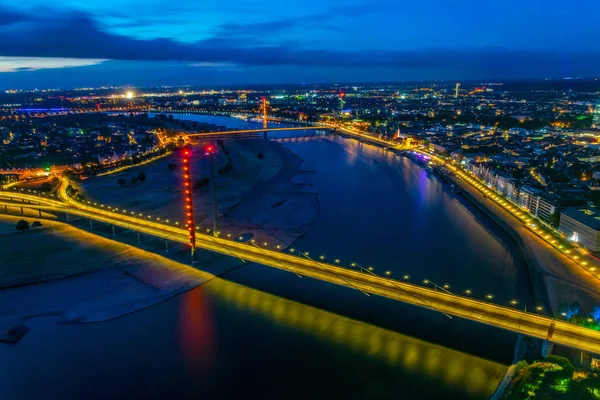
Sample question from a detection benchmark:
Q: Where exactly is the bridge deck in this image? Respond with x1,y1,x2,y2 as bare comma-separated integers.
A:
2,193,599,354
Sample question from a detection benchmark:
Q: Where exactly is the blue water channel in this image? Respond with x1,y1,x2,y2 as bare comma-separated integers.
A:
0,114,534,399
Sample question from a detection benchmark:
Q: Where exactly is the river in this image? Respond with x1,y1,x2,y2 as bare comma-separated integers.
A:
0,114,534,399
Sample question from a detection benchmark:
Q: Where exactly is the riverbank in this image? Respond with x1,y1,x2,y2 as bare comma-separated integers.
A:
0,215,215,344
334,127,600,315
77,138,319,247
444,170,600,315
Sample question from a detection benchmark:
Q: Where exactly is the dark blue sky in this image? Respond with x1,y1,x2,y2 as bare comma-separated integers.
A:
1,0,600,88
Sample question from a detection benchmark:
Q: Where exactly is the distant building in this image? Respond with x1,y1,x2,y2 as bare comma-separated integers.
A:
559,208,600,251
593,100,600,129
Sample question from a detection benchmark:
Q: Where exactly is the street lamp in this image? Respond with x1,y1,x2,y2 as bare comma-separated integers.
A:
204,144,218,237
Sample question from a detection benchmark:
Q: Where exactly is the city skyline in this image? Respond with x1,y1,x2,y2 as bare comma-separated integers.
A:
2,0,600,88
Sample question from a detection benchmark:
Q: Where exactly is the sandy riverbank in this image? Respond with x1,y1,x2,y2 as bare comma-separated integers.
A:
76,138,319,247
0,214,216,344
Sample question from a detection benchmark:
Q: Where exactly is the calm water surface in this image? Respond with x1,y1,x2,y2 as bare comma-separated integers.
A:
0,114,533,399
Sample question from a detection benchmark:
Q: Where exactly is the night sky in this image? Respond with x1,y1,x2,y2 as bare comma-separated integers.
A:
1,0,600,88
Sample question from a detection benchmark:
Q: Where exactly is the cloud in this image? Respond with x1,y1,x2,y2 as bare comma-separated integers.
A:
0,5,598,78
0,8,30,26
0,57,107,73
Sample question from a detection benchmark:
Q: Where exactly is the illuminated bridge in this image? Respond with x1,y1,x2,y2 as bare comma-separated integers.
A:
1,190,600,355
186,126,332,138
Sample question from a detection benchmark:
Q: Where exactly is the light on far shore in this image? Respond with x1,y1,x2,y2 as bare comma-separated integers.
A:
126,91,135,99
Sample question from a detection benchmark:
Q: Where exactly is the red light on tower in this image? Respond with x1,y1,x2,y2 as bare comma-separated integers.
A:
182,147,196,262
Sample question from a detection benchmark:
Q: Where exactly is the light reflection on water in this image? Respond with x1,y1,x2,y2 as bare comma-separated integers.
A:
195,277,506,398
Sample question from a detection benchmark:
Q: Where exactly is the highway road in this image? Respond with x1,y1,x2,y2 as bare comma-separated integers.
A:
1,190,600,354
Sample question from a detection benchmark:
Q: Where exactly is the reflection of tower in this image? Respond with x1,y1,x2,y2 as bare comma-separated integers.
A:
339,90,346,114
455,83,460,99
261,97,268,138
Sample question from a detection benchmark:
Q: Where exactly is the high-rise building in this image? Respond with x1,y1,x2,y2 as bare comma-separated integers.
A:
593,100,600,128
338,90,346,113
455,82,460,99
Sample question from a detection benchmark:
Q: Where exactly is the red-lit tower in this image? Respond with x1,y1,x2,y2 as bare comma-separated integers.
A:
182,148,196,262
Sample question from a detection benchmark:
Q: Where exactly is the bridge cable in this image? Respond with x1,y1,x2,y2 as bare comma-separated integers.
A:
246,241,303,278
354,263,452,319
199,234,248,264
296,252,372,297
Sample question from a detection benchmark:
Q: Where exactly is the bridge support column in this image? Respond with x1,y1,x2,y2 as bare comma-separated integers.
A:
89,219,93,230
165,239,169,253
65,212,69,223
541,340,554,359
137,232,141,245
112,225,116,237
38,210,42,217
20,207,23,214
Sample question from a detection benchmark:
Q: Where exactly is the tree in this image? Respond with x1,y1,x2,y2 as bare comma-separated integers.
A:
117,178,126,187
15,220,29,232
31,221,42,228
131,177,138,184
137,171,146,182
